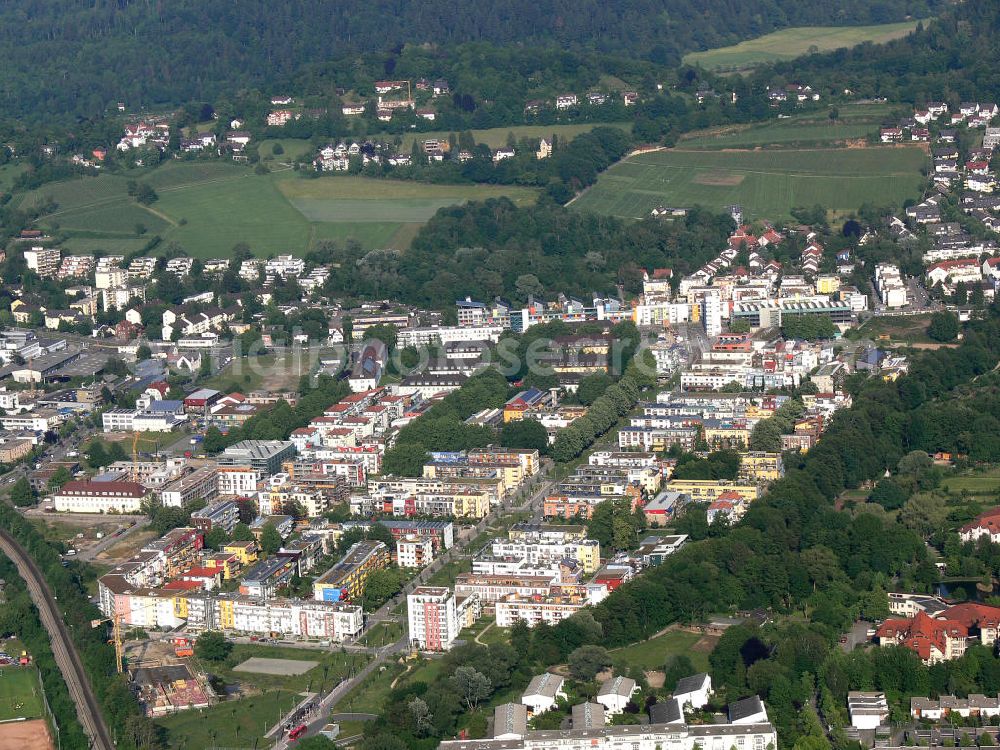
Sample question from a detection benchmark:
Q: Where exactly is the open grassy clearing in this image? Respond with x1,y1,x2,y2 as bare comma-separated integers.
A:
942,467,1000,497
155,170,312,255
609,629,713,673
858,313,934,344
679,104,898,149
258,138,316,162
16,161,538,257
0,658,43,722
0,163,28,192
58,236,151,255
199,644,368,695
277,174,537,215
340,661,407,715
201,351,330,393
154,689,298,749
683,20,922,70
572,145,926,221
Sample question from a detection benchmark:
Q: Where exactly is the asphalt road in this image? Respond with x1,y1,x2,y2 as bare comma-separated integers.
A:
0,527,116,750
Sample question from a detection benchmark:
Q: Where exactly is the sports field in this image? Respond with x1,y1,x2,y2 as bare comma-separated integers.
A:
0,666,43,721
18,162,538,257
679,104,897,150
683,20,922,70
571,145,927,221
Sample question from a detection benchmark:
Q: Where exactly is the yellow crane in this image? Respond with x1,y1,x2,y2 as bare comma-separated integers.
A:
90,614,124,674
131,429,140,481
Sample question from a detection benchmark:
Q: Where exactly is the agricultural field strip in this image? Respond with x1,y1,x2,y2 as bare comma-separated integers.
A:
625,149,922,177
33,171,253,220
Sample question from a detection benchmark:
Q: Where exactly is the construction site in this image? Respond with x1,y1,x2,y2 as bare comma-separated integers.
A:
129,663,215,718
123,639,216,718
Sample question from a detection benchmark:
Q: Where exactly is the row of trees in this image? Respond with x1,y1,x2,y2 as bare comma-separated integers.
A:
550,375,641,462
347,125,634,203
320,200,736,309
0,502,162,750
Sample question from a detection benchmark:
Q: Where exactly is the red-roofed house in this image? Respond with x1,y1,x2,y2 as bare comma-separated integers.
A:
875,610,967,664
960,507,1000,544
146,381,170,398
759,229,783,247
927,258,983,286
941,603,1000,646
180,566,222,590
707,491,746,525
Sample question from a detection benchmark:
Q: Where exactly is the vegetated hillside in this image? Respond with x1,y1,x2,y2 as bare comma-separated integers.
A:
769,0,1000,102
0,0,940,119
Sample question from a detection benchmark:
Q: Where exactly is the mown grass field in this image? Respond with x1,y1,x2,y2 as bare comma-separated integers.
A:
0,646,43,722
155,689,298,749
18,161,538,257
610,629,712,673
683,20,922,70
679,104,898,150
942,468,1000,497
277,176,536,221
572,144,927,221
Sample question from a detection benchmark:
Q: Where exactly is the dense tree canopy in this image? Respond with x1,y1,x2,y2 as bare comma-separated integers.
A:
0,0,940,121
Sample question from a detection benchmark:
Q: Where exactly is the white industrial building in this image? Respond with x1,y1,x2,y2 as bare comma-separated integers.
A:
848,691,889,730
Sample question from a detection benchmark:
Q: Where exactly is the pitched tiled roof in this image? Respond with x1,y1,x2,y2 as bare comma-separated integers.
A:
876,610,966,661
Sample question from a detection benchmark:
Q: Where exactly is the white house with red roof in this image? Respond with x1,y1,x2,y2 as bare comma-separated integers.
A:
960,506,1000,544
145,382,170,400
706,491,746,525
876,603,1000,664
876,611,968,664
926,258,983,287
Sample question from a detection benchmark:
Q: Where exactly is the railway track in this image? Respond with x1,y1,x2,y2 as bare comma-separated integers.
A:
0,528,116,750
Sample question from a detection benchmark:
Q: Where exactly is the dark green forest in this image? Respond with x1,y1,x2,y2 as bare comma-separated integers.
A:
0,0,940,120
767,0,1000,104
315,198,735,308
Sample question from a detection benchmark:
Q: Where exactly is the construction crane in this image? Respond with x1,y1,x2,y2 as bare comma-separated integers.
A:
131,429,140,481
90,614,124,673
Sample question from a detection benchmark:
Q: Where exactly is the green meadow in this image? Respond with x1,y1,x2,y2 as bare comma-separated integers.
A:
18,161,538,257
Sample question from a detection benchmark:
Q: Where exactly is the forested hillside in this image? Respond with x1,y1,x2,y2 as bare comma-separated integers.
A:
768,0,1000,103
0,0,940,120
